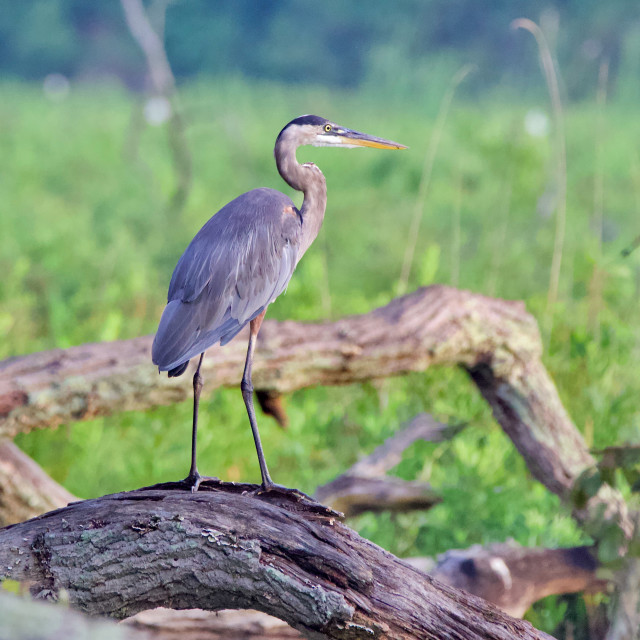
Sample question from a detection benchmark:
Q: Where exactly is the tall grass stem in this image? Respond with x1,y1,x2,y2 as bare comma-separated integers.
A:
512,18,567,342
396,65,474,296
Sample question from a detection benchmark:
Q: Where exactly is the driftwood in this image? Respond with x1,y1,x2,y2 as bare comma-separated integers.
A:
315,413,458,516
0,482,554,640
0,440,75,527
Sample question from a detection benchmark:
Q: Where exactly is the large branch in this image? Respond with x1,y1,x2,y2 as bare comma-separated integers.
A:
0,286,567,436
428,542,606,618
0,285,630,532
0,482,553,640
127,539,607,640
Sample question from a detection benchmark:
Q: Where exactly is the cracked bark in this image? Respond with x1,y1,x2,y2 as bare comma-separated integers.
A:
0,482,554,640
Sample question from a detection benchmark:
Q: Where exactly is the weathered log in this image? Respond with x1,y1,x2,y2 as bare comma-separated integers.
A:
1,285,629,533
0,286,556,438
0,481,554,640
0,591,147,640
428,542,607,618
126,539,608,640
0,440,75,527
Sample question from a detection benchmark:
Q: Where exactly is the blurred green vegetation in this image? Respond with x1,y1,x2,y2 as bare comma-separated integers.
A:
2,0,640,102
1,78,639,636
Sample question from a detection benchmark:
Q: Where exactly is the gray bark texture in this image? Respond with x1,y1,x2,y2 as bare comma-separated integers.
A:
0,482,554,640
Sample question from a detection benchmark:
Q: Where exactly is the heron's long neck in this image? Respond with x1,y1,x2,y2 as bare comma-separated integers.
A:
275,142,327,259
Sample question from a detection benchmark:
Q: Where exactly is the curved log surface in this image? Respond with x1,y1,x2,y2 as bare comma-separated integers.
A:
0,482,553,640
0,285,543,436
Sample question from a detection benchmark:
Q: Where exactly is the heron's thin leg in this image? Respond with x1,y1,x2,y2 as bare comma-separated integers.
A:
186,352,205,492
241,310,274,489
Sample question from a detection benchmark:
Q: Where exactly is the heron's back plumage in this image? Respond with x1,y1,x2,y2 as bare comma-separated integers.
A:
152,188,302,373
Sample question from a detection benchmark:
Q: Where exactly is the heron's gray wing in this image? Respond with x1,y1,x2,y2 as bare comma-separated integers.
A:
152,188,302,372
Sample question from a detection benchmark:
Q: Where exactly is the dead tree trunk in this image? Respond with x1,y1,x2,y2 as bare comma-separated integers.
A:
0,482,554,640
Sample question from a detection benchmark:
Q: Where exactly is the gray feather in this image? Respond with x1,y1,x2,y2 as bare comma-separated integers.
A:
152,188,302,372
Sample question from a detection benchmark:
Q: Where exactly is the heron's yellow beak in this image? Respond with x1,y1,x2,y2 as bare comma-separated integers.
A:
338,129,407,150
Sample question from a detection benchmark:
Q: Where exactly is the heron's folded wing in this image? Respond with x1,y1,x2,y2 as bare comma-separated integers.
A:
153,189,301,370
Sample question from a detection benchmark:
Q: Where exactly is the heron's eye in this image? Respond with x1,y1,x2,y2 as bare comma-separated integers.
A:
324,124,332,133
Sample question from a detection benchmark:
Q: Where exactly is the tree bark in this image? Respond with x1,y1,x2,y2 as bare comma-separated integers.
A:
0,482,554,640
125,539,608,640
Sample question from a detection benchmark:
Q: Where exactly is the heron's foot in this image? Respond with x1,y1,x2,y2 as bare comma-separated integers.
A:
181,471,220,493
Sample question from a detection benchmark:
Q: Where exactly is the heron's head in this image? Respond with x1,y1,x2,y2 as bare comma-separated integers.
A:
276,115,407,151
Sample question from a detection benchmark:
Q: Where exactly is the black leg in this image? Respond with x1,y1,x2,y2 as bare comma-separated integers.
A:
241,313,274,489
185,352,205,492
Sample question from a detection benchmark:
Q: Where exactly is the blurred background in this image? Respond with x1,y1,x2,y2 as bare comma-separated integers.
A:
1,1,640,636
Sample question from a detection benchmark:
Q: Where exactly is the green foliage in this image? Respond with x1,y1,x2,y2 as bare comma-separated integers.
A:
2,79,640,637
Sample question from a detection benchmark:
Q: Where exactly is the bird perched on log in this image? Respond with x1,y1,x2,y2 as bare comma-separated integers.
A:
152,114,406,492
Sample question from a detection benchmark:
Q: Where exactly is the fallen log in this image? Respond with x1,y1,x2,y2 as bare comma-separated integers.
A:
0,481,554,640
428,542,607,618
0,440,75,527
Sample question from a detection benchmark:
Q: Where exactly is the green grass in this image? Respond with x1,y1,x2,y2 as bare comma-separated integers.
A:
2,79,640,634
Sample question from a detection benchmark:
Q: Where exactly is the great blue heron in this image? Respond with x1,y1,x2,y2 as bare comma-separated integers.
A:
152,114,406,492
